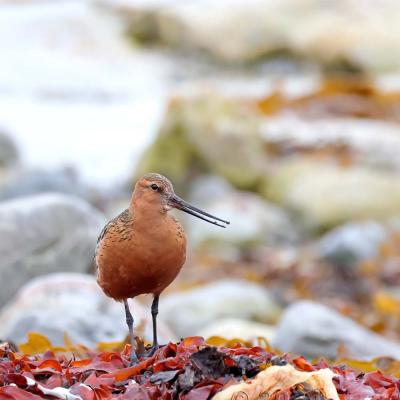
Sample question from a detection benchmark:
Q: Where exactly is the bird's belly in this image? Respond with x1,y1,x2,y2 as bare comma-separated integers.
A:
96,231,186,300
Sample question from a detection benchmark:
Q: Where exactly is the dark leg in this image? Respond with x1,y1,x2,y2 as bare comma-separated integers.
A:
151,294,160,350
124,299,138,365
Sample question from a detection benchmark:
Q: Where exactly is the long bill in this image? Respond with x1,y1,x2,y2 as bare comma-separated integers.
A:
168,194,230,228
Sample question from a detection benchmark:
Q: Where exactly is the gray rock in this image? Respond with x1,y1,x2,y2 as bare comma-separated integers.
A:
317,221,388,267
187,176,298,248
0,273,176,347
0,131,18,167
161,279,281,338
273,301,400,359
0,193,105,305
0,168,91,201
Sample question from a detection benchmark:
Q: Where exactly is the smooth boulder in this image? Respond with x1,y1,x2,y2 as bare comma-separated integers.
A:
268,159,400,229
274,301,400,359
0,273,176,347
161,279,281,338
0,168,92,202
186,175,298,250
0,193,105,305
197,318,275,343
317,221,389,267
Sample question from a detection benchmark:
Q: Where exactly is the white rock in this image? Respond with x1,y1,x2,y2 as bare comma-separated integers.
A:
161,279,280,338
273,301,400,359
197,318,275,343
101,0,400,70
0,273,176,347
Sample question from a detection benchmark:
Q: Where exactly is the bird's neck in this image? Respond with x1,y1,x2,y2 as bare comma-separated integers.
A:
130,199,168,228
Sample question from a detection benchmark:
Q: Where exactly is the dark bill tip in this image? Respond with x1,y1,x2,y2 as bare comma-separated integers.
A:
169,195,230,228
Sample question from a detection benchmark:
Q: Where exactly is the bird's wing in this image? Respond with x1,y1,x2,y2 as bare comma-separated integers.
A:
93,208,130,270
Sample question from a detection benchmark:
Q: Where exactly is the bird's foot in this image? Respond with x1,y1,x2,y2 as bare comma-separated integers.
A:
144,344,160,358
129,350,139,366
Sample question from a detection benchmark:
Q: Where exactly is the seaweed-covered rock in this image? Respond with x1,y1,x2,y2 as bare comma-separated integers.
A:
0,193,105,305
0,273,175,346
274,301,400,359
161,279,281,338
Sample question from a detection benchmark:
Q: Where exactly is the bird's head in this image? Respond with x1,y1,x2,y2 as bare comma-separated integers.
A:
133,173,229,228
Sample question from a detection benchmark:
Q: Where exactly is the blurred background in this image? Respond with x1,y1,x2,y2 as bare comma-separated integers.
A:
1,0,400,361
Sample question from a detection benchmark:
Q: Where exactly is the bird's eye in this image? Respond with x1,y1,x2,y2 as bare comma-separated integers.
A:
150,183,159,191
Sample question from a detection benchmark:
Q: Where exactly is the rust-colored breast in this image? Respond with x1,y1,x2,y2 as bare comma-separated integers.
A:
95,209,187,301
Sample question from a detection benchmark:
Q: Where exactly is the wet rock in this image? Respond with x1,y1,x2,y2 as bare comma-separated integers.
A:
197,318,275,343
161,279,281,338
0,193,105,305
274,301,400,359
0,273,175,347
317,221,388,267
102,0,400,70
267,159,400,229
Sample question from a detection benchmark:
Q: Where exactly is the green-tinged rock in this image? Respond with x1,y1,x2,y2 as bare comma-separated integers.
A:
135,114,199,194
135,93,268,193
136,89,400,232
267,158,400,229
124,10,163,45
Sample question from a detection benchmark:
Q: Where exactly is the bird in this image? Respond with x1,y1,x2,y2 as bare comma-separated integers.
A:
95,173,229,364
